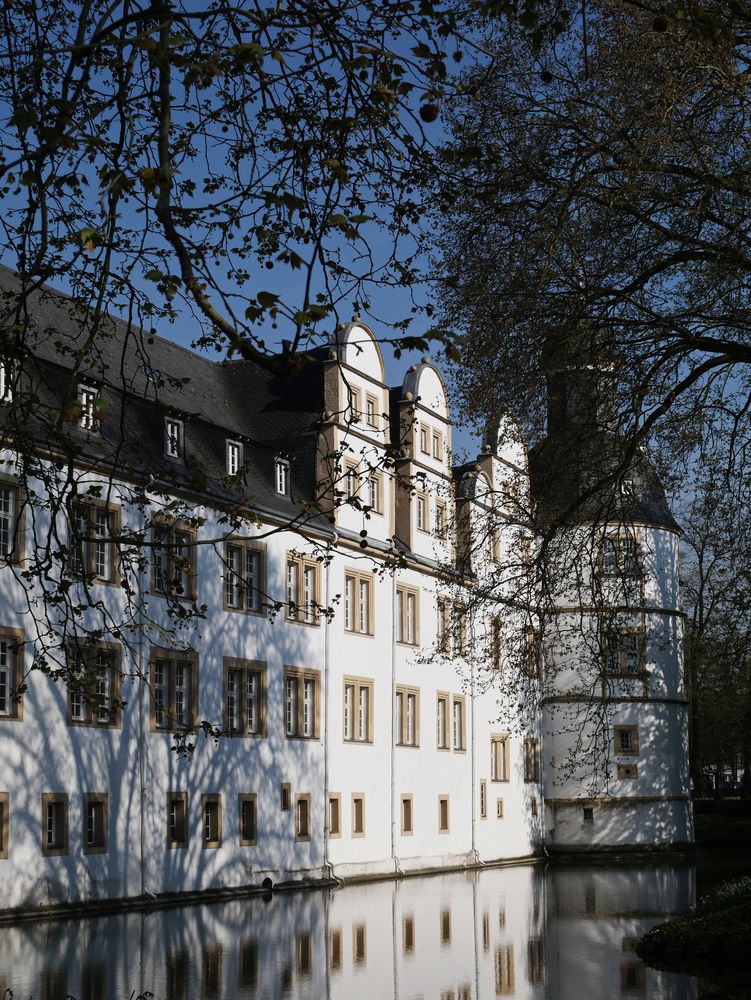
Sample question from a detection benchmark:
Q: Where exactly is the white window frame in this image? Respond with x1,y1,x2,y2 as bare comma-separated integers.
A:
275,458,290,496
78,384,99,432
164,417,183,459
343,677,373,743
226,439,242,476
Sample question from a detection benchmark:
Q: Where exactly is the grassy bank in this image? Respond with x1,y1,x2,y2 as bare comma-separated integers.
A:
637,875,751,981
637,809,751,988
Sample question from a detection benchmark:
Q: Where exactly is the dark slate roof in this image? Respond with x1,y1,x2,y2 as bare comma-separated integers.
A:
0,267,330,528
529,430,680,532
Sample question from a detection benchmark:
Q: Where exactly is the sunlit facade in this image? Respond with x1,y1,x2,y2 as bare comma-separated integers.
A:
0,282,691,911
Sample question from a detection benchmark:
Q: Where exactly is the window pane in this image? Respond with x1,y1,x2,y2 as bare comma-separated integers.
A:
0,486,14,556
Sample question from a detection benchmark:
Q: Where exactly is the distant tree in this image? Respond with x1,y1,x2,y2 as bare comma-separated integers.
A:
679,456,751,795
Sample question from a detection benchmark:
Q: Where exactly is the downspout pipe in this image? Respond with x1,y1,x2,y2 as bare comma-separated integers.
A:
323,529,340,882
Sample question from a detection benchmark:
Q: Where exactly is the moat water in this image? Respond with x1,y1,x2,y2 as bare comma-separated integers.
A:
0,858,744,1000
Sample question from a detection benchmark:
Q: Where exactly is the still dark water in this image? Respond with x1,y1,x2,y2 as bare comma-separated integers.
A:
0,860,720,999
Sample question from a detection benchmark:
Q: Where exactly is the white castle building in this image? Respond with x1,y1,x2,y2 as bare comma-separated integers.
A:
0,274,692,912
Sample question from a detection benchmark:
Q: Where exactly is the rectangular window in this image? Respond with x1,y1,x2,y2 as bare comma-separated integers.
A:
226,439,242,476
401,794,413,835
295,794,311,842
328,793,341,837
275,458,289,496
490,734,510,781
524,737,541,782
495,945,515,995
167,792,188,848
614,726,639,756
224,659,265,736
67,644,120,728
438,795,449,833
416,494,428,532
78,384,99,432
403,914,415,953
606,630,644,674
453,604,467,654
441,909,451,945
419,425,429,453
151,649,197,731
395,686,419,747
353,924,366,965
286,554,319,624
601,533,641,575
344,570,372,635
42,793,69,856
284,667,319,739
0,792,8,860
352,793,365,836
452,696,465,751
525,628,540,678
528,938,545,985
432,431,442,459
480,780,487,819
0,628,23,721
70,500,120,583
366,395,378,427
83,793,108,854
239,794,257,846
496,798,505,819
330,928,342,971
436,693,449,750
0,480,22,563
367,473,382,513
281,783,291,811
0,360,14,402
343,677,373,743
224,540,264,614
345,463,360,500
348,387,361,422
491,617,502,672
164,418,183,459
395,586,419,644
435,501,447,539
152,520,196,600
437,599,450,653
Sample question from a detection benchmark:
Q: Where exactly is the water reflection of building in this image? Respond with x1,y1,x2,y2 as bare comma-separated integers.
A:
0,276,689,911
0,863,697,1000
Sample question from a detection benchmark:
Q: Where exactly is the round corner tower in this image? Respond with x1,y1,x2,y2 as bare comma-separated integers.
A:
530,325,692,851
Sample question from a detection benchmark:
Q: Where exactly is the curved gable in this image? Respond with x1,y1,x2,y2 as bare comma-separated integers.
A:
333,323,385,382
402,361,449,420
483,412,528,469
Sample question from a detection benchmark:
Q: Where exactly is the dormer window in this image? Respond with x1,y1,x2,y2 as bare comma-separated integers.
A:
78,384,99,432
164,418,182,459
0,361,14,402
226,440,242,476
275,458,289,496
